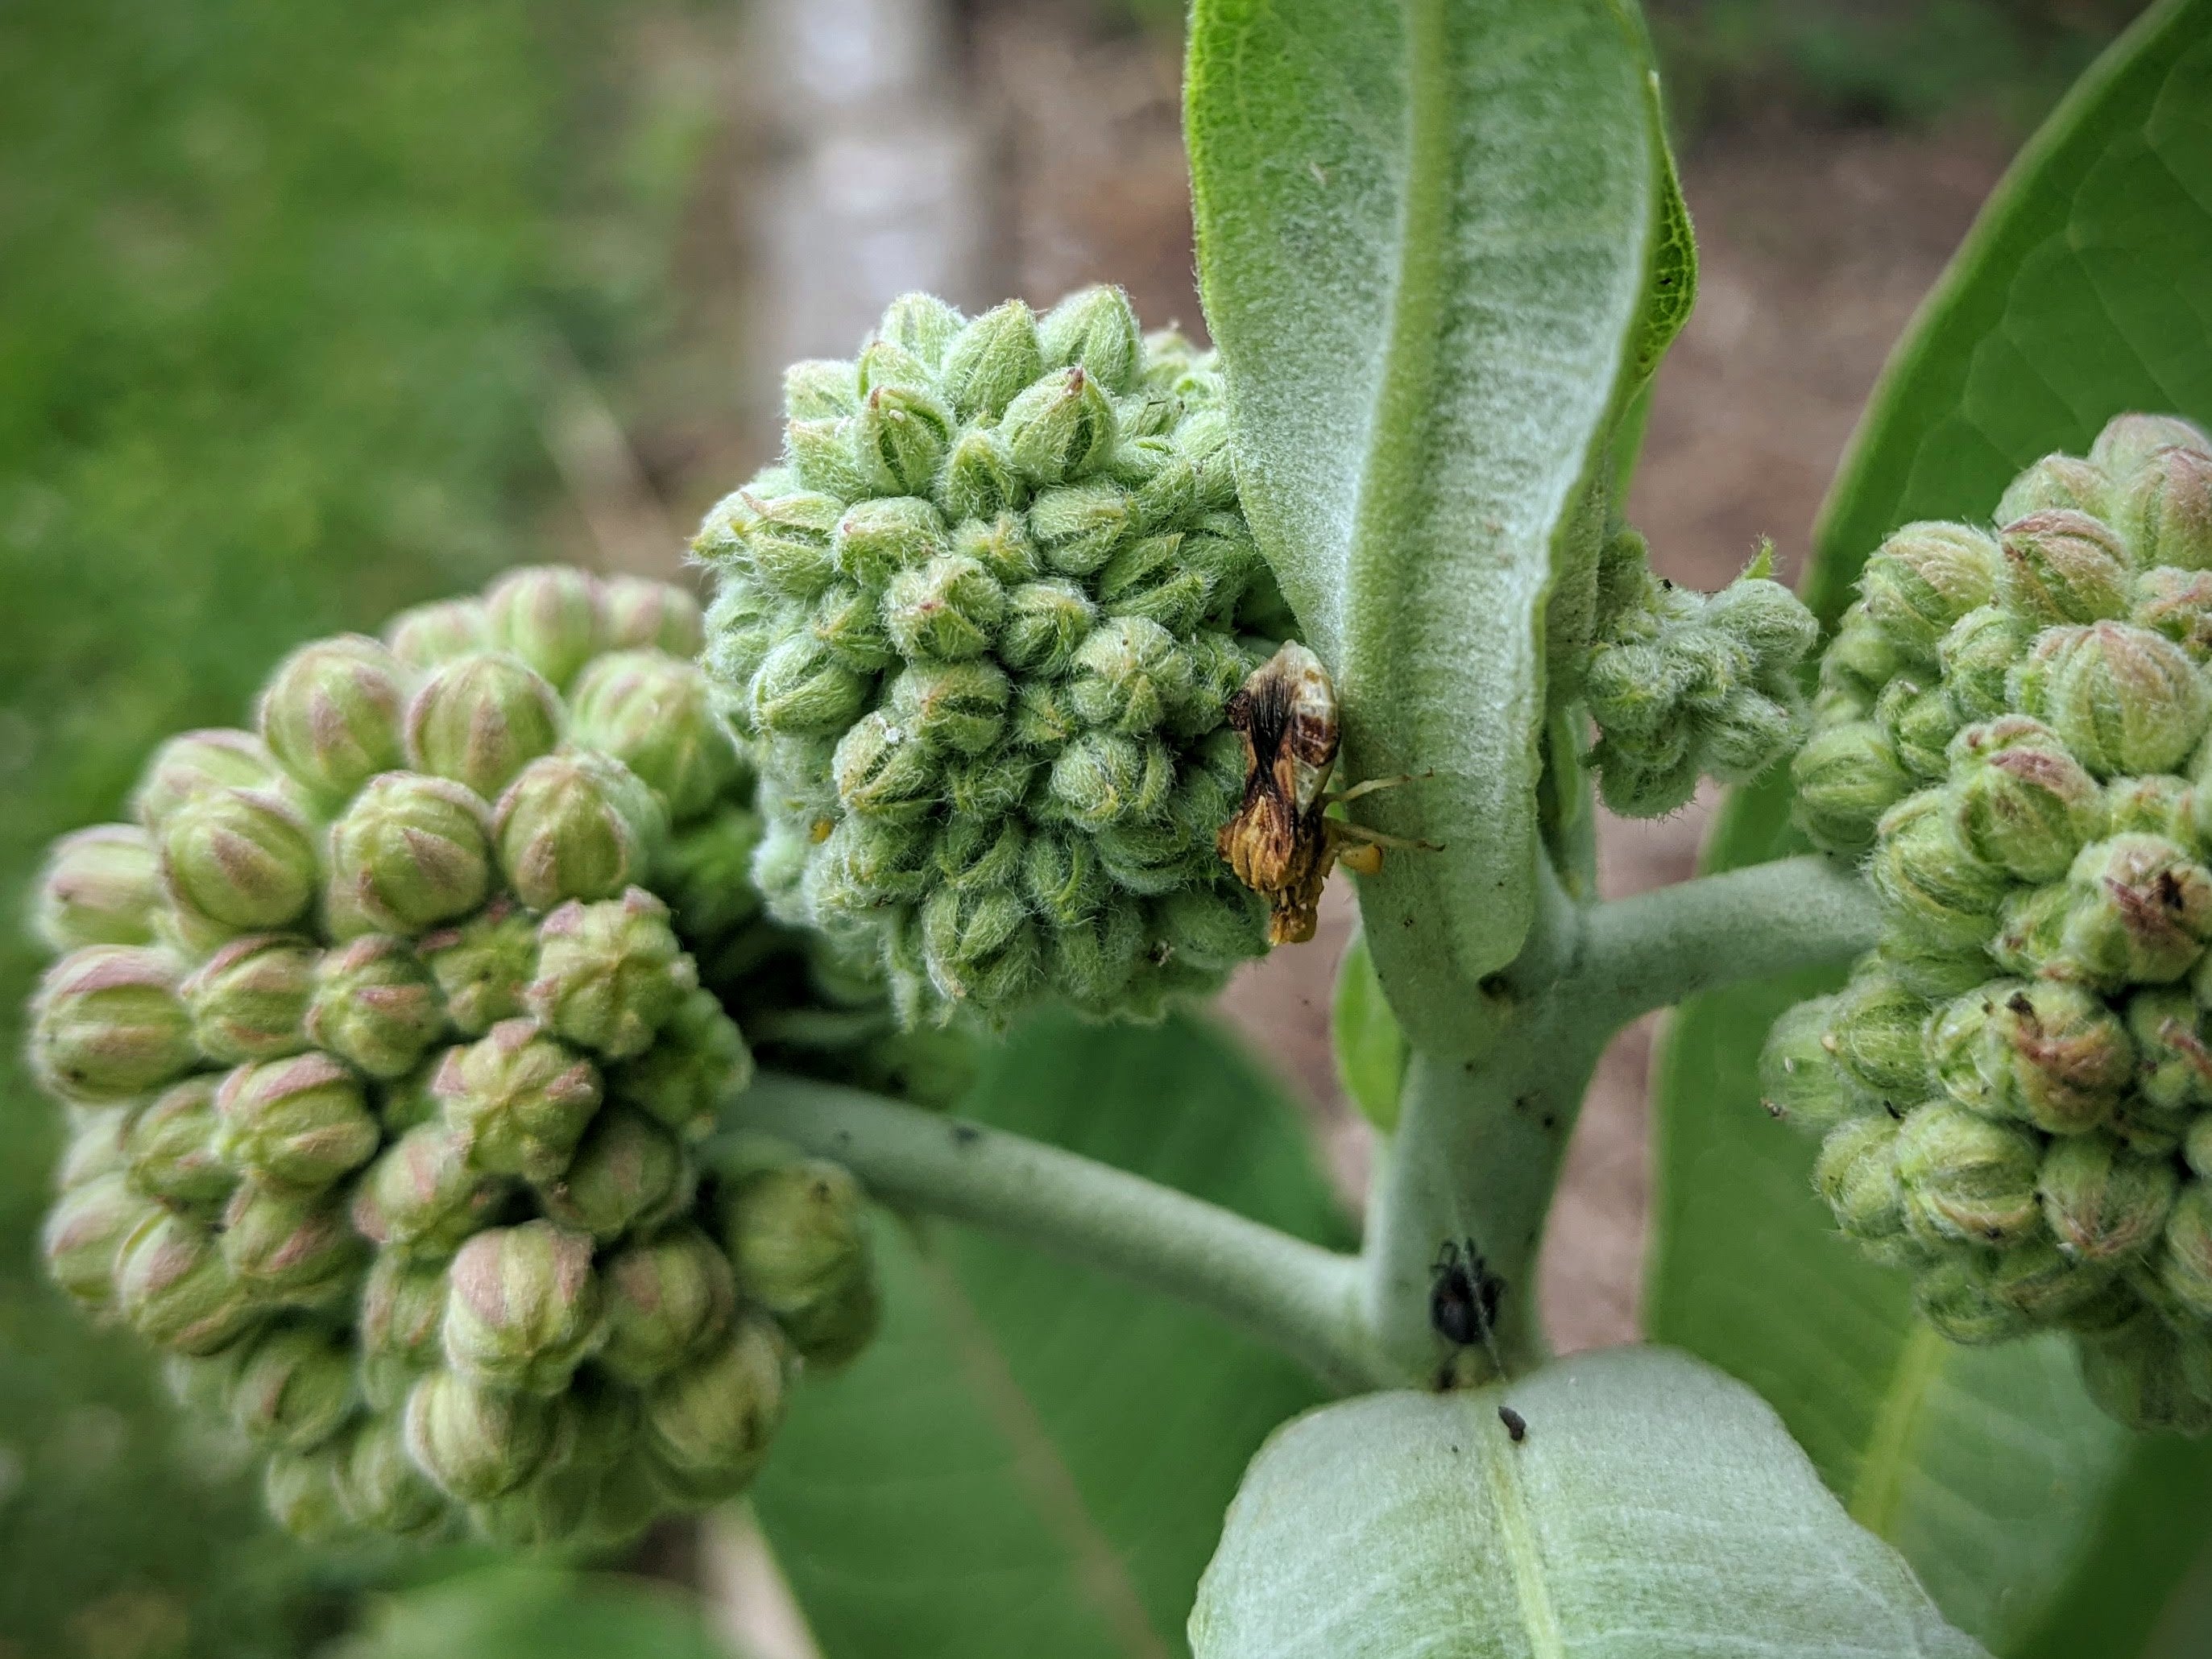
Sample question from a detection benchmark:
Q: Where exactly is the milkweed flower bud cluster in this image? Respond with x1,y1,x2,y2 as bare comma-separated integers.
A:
696,288,1282,1027
1767,415,2212,1431
24,567,919,1549
1580,532,1819,817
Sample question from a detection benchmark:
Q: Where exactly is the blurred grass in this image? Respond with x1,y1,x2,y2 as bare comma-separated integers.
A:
0,2,714,1653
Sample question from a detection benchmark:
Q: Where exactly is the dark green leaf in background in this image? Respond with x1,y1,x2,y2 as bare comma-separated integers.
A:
1648,3,2212,1653
333,1567,737,1659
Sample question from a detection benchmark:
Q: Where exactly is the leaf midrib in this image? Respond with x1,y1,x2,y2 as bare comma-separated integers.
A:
1845,1322,1945,1540
1466,1395,1566,1659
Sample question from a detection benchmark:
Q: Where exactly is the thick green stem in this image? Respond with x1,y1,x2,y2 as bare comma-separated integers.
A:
716,1073,1386,1392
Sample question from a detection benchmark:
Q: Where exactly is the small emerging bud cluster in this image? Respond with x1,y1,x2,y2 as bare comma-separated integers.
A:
1579,533,1820,817
1772,415,2212,1430
25,568,938,1549
697,288,1282,1027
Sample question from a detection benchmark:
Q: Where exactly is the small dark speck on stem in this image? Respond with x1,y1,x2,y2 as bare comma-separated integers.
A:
1498,1405,1526,1443
951,1123,981,1148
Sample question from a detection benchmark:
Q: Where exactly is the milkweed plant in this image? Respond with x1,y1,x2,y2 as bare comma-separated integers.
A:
26,1,2212,1654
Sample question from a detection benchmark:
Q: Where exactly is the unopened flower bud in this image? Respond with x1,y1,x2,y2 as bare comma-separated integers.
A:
220,1180,365,1304
58,1106,132,1190
2010,619,2210,779
262,1448,349,1541
1860,522,2000,656
1871,677,1957,781
159,787,318,936
495,751,665,912
596,1226,736,1385
1996,453,2114,524
2037,1131,2176,1264
1821,962,1932,1101
215,1052,379,1190
1912,1254,2030,1346
375,1065,443,1136
325,772,494,937
404,652,563,801
403,1368,557,1502
1945,715,2102,882
131,729,294,829
256,635,410,802
385,597,492,668
640,1317,789,1503
116,1210,259,1354
417,900,536,1036
720,1159,872,1355
180,935,316,1064
2164,1185,2212,1318
597,575,704,658
226,1322,357,1453
1999,510,2133,626
2090,412,2212,485
941,300,1044,422
653,807,765,960
442,1219,603,1395
1039,285,1142,394
126,1076,236,1211
1937,975,2131,1135
1791,722,1912,855
1895,1102,2044,1247
2105,772,2193,842
351,1122,504,1256
1867,790,2009,953
358,1253,449,1370
2131,567,2212,662
1984,1235,2130,1327
607,988,752,1141
433,1018,603,1184
484,565,603,690
566,652,740,825
331,1413,446,1536
41,1173,158,1313
524,889,696,1060
2114,443,2212,571
466,1454,600,1550
2128,986,2212,1114
2080,1313,2212,1434
829,495,946,592
1937,605,2031,723
856,382,955,498
2058,834,2212,987
32,825,161,951
304,935,444,1079
534,1106,688,1241
1874,925,1996,1002
1758,997,1873,1132
29,945,194,1103
1001,366,1118,486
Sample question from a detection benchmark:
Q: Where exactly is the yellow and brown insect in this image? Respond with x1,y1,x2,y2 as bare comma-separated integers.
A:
1216,642,1431,945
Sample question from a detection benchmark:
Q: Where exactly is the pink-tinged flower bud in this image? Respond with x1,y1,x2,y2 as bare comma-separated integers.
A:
304,934,445,1078
494,751,665,911
1945,716,2103,883
441,1219,604,1396
32,824,162,951
130,728,295,829
2038,1131,2176,1264
2105,773,2193,842
2058,834,2212,987
598,575,705,658
2131,567,2212,662
220,1180,367,1304
524,890,697,1060
226,1322,358,1454
57,1106,132,1190
2115,443,2212,572
384,597,493,669
2090,412,2212,484
358,1252,451,1376
534,1106,689,1242
433,1018,603,1184
2164,1185,2212,1319
1927,978,2131,1135
325,772,495,937
126,1076,237,1212
2128,987,2212,1115
158,787,319,936
606,988,752,1142
262,1448,350,1541
350,1122,505,1257
115,1210,259,1355
404,652,563,802
484,565,603,690
1995,453,2114,525
1937,605,2031,722
413,904,536,1046
375,1064,444,1136
640,1317,789,1504
1998,510,2133,626
1895,1101,2043,1247
1858,521,2000,658
256,635,411,803
41,1173,159,1314
2009,619,2210,780
331,1413,447,1536
180,935,316,1064
28,945,195,1103
403,1368,558,1502
567,651,742,825
1866,790,2009,954
596,1226,735,1385
214,1052,379,1190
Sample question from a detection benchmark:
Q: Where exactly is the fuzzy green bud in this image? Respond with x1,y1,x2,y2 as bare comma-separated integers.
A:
1937,605,2031,723
596,1225,736,1386
261,1449,349,1541
131,729,294,829
2057,833,2212,987
941,300,1044,421
1040,285,1142,393
495,751,665,912
2089,412,2212,485
640,1318,789,1503
304,934,444,1079
1821,605,1908,705
358,1253,449,1371
1813,1116,1908,1247
1945,716,2102,883
2010,619,2210,779
484,565,603,690
442,1219,604,1396
1860,521,2000,656
417,899,536,1036
2125,987,2212,1118
331,1413,446,1536
180,934,316,1064
2038,1132,2176,1264
856,382,955,498
2164,1185,2212,1320
567,651,740,824
29,945,195,1103
32,825,162,951
2115,442,2212,571
41,1173,158,1314
1822,963,1932,1102
2104,772,2194,842
350,1122,504,1256
226,1322,357,1454
403,1369,557,1502
404,651,563,801
1867,790,2010,953
1791,721,1912,856
126,1076,236,1211
1895,1102,2044,1247
1913,1255,2032,1346
1871,676,1958,782
534,1106,687,1242
1001,366,1118,486
214,1052,379,1190
433,1017,603,1184
58,1106,133,1190
384,597,492,668
256,635,410,802
1998,510,2133,627
220,1180,365,1304
524,888,696,1060
1927,978,2131,1135
606,987,752,1141
2079,1315,2212,1434
721,1159,872,1345
116,1210,259,1355
598,576,705,658
1995,453,2114,524
325,772,495,937
159,787,318,936
2131,567,2212,663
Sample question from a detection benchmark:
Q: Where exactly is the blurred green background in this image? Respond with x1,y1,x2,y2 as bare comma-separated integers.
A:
0,0,2149,1654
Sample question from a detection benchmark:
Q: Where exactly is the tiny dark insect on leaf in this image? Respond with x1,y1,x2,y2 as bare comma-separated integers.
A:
1497,1405,1526,1443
